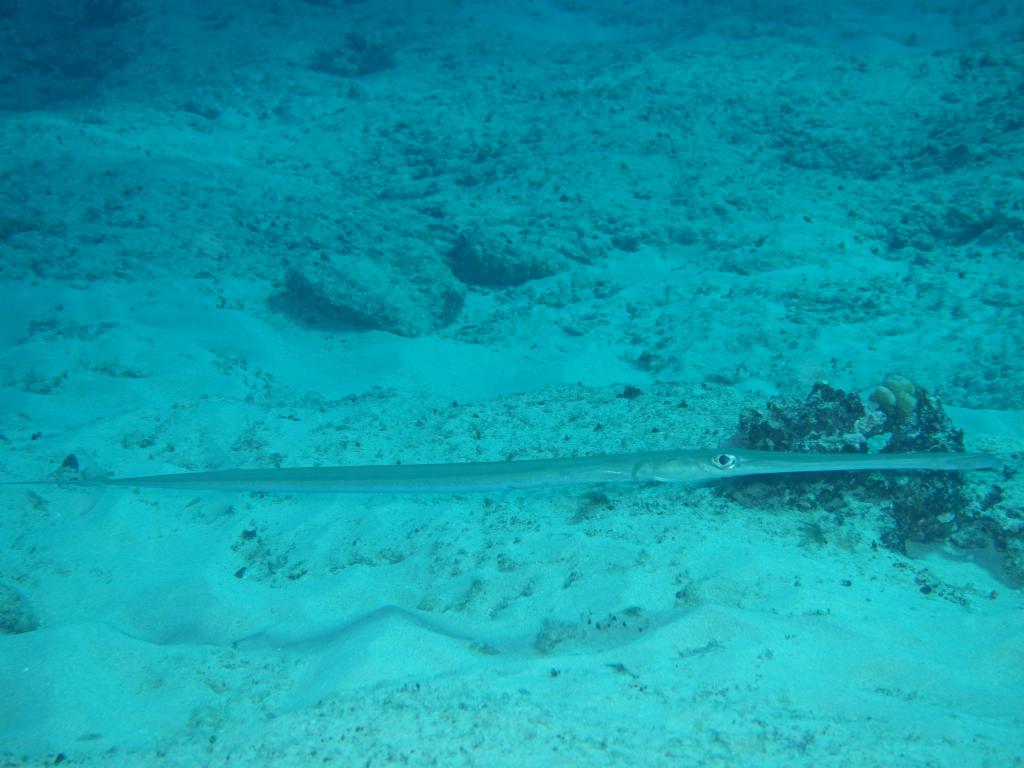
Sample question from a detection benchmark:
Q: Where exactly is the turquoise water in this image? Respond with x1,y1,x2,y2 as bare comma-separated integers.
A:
0,1,1021,765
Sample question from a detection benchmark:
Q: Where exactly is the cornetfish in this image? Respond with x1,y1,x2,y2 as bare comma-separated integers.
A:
6,449,999,494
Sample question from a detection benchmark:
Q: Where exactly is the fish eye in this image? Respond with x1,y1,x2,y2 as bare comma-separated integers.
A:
711,453,737,470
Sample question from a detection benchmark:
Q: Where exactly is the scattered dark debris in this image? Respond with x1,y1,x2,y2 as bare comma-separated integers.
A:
912,568,971,606
980,485,1004,510
533,608,650,654
571,490,613,523
231,524,305,584
310,33,396,78
677,639,724,659
0,2,138,110
798,521,828,547
605,662,639,678
631,350,670,372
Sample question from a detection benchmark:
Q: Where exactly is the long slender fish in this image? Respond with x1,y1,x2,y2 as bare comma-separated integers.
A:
5,449,999,494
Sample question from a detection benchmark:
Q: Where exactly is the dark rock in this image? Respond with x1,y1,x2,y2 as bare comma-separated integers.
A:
737,382,872,453
446,228,560,287
729,380,983,553
270,249,464,337
0,582,38,635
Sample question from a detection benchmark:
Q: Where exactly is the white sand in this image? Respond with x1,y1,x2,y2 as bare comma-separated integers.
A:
1,0,1021,765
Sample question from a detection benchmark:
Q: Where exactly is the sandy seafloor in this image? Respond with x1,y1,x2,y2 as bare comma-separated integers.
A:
1,0,1023,765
